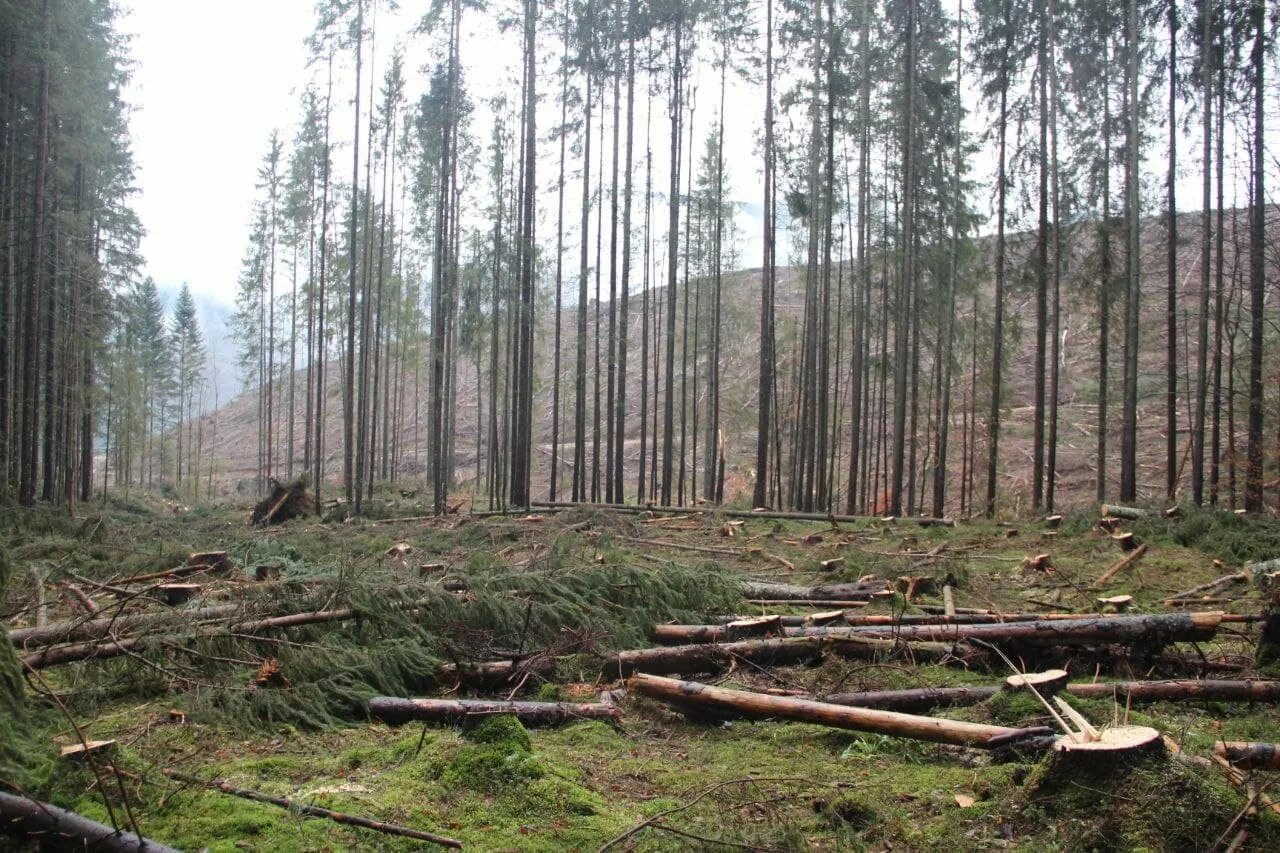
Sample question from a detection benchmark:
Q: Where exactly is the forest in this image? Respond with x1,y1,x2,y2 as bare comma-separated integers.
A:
1,0,1280,849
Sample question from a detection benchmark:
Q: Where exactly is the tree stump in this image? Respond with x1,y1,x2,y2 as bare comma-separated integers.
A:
1004,669,1069,697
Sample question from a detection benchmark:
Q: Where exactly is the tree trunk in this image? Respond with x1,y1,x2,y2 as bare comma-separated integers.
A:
368,696,619,727
628,674,1042,748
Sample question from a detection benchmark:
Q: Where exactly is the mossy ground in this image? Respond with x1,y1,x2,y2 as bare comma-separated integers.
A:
2,493,1278,849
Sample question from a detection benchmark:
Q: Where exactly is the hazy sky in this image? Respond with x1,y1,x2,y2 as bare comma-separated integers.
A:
118,0,1245,318
121,0,315,308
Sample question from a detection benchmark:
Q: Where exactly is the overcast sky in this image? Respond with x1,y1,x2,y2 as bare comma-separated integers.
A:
118,0,1257,319
121,0,315,308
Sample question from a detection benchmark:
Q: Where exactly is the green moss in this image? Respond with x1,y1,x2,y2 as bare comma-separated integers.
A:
442,715,542,792
1006,751,1261,850
982,690,1052,727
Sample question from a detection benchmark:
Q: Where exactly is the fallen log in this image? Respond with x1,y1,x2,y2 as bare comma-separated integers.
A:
1066,678,1280,703
435,658,557,689
0,791,179,853
1093,543,1149,588
9,603,243,647
1214,742,1280,771
1165,571,1250,604
161,769,461,848
368,696,620,728
627,674,1045,749
653,612,1235,645
744,599,870,608
21,605,371,670
712,610,848,627
1101,504,1149,520
741,580,892,602
775,611,1222,646
820,679,1280,714
605,634,971,679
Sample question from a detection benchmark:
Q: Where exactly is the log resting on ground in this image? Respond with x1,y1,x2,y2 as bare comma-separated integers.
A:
766,612,1222,646
368,696,620,727
627,673,1047,748
819,679,1280,713
0,791,179,853
604,634,973,679
1214,742,1280,770
654,612,1235,645
741,579,892,602
8,602,243,647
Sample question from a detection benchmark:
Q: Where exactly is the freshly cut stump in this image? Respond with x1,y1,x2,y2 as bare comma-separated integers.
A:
1052,725,1164,769
1004,669,1069,697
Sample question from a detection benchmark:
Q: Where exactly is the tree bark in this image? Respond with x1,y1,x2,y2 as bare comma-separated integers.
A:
0,792,178,853
628,674,1045,748
368,696,619,727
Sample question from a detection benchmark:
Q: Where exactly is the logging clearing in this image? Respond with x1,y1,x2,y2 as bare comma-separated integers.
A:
3,497,1280,849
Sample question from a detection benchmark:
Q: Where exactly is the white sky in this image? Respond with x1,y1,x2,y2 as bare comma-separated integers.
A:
121,0,315,307
118,0,1266,316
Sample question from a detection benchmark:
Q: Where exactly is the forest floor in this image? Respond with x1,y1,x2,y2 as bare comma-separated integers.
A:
4,492,1280,850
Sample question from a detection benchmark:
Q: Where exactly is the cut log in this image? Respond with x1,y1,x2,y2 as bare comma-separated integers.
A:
741,579,892,602
711,611,847,627
744,599,871,608
435,658,556,689
0,791,179,852
819,678,1280,714
606,637,825,678
162,769,461,847
1101,504,1149,520
750,611,1221,647
1096,595,1134,612
1005,669,1070,695
1093,543,1149,588
58,582,100,615
368,696,619,728
1066,678,1280,703
59,739,117,762
605,634,969,679
942,585,956,617
628,674,1046,749
822,684,1001,712
1214,742,1280,770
